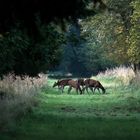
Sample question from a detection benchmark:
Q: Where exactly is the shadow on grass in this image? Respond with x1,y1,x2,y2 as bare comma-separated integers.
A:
1,112,140,140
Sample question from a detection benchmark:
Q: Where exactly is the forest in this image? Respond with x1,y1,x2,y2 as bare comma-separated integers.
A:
0,0,140,76
0,0,140,140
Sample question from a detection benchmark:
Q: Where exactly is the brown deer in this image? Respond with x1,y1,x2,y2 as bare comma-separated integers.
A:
67,79,82,94
83,79,105,94
77,78,85,88
53,79,72,92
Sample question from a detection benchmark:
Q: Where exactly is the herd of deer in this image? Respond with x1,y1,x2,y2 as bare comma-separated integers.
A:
53,78,106,94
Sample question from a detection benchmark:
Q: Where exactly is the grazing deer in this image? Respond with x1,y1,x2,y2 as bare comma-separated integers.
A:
67,80,82,94
77,78,85,89
53,79,72,92
83,79,105,94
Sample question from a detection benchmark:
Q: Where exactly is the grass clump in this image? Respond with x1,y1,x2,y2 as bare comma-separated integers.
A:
96,66,135,85
0,73,47,132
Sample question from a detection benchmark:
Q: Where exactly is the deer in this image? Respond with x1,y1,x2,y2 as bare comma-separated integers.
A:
83,79,105,94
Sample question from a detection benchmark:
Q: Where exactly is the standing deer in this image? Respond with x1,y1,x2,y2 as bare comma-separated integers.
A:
77,78,85,89
83,79,105,94
67,79,82,94
53,79,72,92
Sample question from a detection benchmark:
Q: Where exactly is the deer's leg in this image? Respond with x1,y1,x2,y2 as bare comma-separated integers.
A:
82,86,86,94
94,87,96,93
76,85,80,94
63,85,67,92
61,85,65,93
76,87,78,94
78,86,82,95
82,86,85,94
85,85,89,94
90,87,94,94
58,86,62,93
68,86,72,94
97,88,101,93
59,86,63,93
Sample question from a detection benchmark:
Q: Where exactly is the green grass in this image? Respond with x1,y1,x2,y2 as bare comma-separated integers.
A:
1,78,140,140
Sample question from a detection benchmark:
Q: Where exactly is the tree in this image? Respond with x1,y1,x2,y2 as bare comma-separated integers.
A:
79,15,118,74
0,22,65,76
128,0,140,72
80,14,126,59
0,0,107,76
105,0,132,30
58,21,88,76
79,0,135,68
58,15,118,76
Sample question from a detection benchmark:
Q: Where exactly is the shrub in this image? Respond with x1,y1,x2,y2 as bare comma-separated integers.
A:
0,73,47,131
130,72,140,88
96,66,135,85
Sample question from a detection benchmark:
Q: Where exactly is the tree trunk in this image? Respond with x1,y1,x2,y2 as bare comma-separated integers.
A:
133,63,140,74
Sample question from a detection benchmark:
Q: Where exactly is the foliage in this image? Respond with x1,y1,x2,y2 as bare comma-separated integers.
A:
79,14,122,71
128,0,140,65
0,73,47,131
0,21,64,76
0,0,100,36
79,0,137,69
0,29,30,76
59,16,118,76
105,0,132,29
57,0,140,75
58,22,88,76
1,0,140,76
0,0,98,76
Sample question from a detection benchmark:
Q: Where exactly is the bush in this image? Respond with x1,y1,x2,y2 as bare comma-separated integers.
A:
130,72,140,88
96,66,135,85
0,73,47,131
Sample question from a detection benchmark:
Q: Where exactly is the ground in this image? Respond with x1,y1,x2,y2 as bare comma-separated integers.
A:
0,77,140,140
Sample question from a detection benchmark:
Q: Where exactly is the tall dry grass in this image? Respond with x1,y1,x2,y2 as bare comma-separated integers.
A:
97,66,136,85
130,72,140,88
0,73,47,131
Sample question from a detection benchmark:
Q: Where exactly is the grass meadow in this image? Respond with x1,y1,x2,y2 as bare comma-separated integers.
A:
0,67,140,140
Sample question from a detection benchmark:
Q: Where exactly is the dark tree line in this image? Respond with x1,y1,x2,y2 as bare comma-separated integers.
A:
0,0,120,77
0,0,96,76
0,0,94,36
